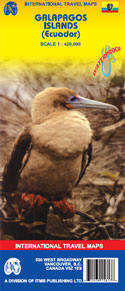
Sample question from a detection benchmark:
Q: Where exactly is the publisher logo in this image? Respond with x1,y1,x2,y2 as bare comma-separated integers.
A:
4,258,21,275
4,2,18,16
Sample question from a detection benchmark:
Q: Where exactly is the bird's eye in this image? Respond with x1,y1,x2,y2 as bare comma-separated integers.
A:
69,96,77,102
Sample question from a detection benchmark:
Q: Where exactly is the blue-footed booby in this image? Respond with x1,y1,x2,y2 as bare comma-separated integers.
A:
2,87,118,207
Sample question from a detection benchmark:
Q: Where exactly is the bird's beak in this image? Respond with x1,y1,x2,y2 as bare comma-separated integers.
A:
66,96,119,111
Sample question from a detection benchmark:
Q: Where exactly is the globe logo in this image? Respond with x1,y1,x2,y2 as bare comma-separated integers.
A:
4,258,21,275
4,2,18,16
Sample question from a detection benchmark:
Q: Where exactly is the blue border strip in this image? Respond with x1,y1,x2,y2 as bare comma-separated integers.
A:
102,8,119,11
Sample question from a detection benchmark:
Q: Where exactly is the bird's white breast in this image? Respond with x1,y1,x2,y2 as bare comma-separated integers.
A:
18,111,92,199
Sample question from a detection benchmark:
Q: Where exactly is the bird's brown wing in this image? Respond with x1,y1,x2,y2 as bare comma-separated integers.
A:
2,127,32,195
75,143,92,186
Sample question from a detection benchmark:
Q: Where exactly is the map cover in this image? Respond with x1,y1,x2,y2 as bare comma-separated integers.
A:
0,0,125,290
